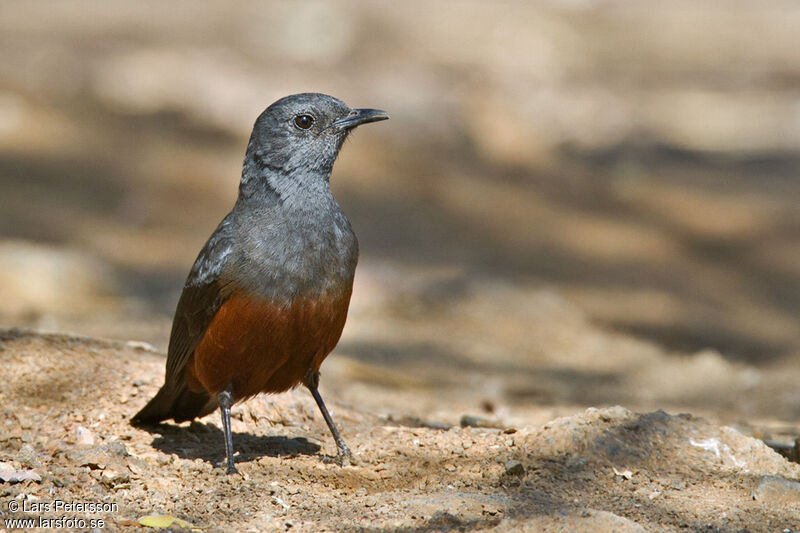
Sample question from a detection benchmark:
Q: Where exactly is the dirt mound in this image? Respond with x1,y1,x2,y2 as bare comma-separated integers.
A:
1,329,798,531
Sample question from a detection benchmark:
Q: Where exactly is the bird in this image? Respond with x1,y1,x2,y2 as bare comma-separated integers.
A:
132,93,388,474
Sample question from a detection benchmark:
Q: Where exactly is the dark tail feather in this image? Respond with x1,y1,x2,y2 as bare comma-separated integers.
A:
132,383,218,425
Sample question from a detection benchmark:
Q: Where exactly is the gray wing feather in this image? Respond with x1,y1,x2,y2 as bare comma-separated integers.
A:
164,217,236,386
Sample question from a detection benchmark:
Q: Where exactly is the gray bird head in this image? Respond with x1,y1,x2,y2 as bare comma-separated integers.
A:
240,93,388,203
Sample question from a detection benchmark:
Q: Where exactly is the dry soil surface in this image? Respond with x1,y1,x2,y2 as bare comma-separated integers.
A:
1,328,799,532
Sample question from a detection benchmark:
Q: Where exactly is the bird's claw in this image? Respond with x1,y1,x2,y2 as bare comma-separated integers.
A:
216,460,240,475
322,447,355,467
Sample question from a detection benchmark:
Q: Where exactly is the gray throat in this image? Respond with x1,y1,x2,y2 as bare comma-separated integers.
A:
229,156,358,303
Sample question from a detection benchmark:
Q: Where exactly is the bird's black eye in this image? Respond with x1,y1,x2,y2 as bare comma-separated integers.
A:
294,114,314,130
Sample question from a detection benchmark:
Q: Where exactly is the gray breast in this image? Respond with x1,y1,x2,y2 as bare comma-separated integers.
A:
229,202,359,302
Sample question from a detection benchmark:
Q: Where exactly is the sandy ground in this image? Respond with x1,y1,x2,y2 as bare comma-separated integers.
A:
1,282,799,532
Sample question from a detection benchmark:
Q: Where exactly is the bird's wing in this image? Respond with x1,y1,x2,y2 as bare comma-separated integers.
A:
164,217,236,387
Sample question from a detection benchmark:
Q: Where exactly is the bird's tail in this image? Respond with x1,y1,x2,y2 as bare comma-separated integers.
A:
131,382,218,425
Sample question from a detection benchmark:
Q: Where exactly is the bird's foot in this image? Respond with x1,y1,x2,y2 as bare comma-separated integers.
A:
216,460,240,475
321,447,355,467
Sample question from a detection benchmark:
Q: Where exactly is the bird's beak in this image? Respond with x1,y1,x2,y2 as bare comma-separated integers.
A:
333,108,389,130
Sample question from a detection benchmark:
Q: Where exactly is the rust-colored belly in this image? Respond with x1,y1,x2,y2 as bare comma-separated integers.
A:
185,289,352,400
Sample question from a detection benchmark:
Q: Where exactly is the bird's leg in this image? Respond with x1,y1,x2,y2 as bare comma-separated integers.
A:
217,383,238,474
304,370,354,466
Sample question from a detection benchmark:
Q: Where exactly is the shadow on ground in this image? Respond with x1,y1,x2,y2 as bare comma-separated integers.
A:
139,421,321,466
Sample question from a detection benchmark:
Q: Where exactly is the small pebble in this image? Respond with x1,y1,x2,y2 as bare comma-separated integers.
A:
76,426,95,446
504,460,524,476
752,476,800,505
18,444,41,468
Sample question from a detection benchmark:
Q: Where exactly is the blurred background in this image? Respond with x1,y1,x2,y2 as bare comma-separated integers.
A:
1,1,798,424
